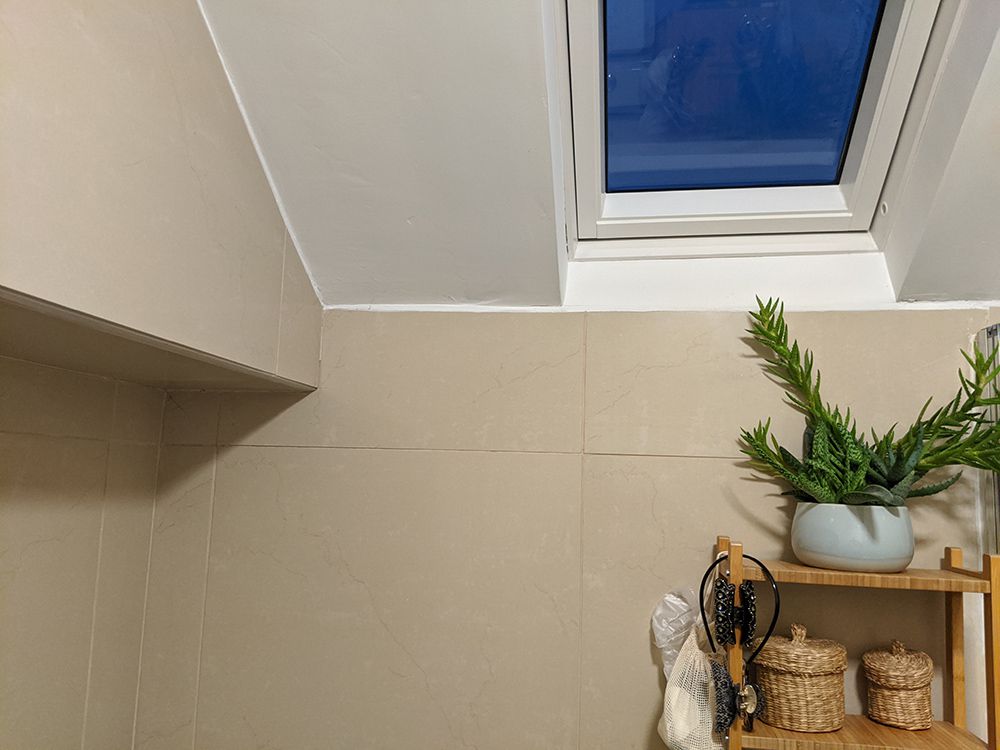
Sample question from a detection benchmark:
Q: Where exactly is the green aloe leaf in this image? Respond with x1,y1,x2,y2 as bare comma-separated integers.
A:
889,470,918,502
844,484,904,507
778,447,804,472
907,471,963,498
895,426,924,482
867,449,889,483
842,491,879,506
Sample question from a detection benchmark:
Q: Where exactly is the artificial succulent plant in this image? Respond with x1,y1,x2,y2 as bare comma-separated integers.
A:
740,297,1000,506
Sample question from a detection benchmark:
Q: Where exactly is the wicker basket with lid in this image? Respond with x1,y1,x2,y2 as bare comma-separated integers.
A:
756,623,848,732
862,640,934,730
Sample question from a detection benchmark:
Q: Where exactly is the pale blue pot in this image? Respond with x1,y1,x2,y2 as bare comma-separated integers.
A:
790,503,915,573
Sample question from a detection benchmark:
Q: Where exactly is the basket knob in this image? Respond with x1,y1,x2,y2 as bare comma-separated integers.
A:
890,640,906,656
790,623,807,643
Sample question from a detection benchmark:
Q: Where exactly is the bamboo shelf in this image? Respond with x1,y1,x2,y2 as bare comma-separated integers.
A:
743,715,984,749
714,537,1000,750
742,559,989,593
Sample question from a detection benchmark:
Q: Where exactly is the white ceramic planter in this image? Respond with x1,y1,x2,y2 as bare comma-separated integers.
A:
790,503,914,573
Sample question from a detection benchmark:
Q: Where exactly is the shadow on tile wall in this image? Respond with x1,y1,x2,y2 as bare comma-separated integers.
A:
0,356,164,750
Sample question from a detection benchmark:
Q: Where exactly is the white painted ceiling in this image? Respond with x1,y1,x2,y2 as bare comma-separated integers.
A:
198,0,565,307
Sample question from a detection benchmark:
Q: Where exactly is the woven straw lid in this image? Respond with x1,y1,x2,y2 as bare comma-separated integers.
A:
863,640,933,689
757,623,847,676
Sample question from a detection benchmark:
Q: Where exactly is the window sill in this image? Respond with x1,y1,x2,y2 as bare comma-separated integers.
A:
572,231,877,262
562,245,898,311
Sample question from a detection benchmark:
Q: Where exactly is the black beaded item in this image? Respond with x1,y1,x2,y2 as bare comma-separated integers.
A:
712,577,757,647
713,577,737,646
710,659,737,733
739,580,757,644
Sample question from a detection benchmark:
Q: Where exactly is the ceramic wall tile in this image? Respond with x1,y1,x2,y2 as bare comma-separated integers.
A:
219,311,586,452
0,356,114,440
0,0,286,372
83,442,159,750
585,309,989,457
193,446,581,750
0,433,107,749
113,382,164,444
162,391,221,446
276,233,322,387
579,453,976,750
786,309,989,439
134,446,216,750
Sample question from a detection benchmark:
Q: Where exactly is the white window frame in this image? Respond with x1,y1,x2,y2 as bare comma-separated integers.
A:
567,0,941,245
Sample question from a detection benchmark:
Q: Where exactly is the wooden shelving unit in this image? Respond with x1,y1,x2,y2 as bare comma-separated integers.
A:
715,536,1000,750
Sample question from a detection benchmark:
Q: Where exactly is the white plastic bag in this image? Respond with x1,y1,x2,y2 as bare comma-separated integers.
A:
651,587,700,680
657,626,723,750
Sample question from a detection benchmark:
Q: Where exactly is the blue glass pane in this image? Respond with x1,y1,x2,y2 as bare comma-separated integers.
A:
604,0,884,192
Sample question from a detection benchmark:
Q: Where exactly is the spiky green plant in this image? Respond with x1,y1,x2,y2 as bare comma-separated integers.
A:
740,297,1000,505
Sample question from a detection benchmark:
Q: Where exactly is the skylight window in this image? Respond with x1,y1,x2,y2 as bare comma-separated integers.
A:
567,0,939,245
604,1,885,192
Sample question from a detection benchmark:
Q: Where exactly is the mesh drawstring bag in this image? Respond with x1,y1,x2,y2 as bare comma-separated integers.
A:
651,587,700,681
657,625,723,750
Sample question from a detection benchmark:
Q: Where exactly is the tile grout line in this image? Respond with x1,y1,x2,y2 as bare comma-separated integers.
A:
584,450,745,460
0,352,121,385
79,383,119,750
153,441,745,461
274,229,288,376
130,389,168,750
0,428,117,444
579,313,588,457
318,303,327,365
0,428,160,448
189,397,223,750
155,442,584,455
578,313,588,750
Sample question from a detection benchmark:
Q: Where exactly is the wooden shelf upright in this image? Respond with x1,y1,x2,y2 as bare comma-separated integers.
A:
714,536,1000,750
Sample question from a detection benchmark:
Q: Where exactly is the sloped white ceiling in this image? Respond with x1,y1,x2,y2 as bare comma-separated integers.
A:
198,0,565,306
892,28,1000,301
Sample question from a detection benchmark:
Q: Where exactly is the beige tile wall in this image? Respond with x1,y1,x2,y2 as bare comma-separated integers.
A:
1,0,323,385
141,307,992,749
1,0,283,372
0,356,164,750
